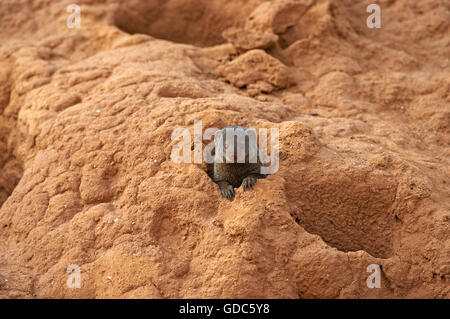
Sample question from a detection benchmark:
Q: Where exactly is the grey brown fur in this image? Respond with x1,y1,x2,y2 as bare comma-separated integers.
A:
213,126,267,198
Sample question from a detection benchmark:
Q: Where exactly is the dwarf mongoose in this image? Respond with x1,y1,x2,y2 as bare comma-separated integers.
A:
213,126,267,198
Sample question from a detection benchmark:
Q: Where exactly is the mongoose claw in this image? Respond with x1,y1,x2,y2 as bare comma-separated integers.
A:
242,176,257,189
219,184,235,199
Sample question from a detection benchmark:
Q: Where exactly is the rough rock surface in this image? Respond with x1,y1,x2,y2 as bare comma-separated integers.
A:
221,27,279,51
0,0,449,298
217,49,295,95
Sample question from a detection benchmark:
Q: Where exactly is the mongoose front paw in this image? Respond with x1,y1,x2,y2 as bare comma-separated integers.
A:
219,184,235,199
242,176,257,189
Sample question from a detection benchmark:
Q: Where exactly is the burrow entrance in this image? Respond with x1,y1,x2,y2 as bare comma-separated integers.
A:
0,119,23,208
286,165,397,259
113,0,263,47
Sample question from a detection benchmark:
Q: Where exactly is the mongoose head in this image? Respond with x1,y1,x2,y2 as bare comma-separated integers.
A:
214,126,259,164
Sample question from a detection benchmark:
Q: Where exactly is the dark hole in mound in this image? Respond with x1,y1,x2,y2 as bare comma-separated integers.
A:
113,0,261,47
286,168,396,259
0,134,23,208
